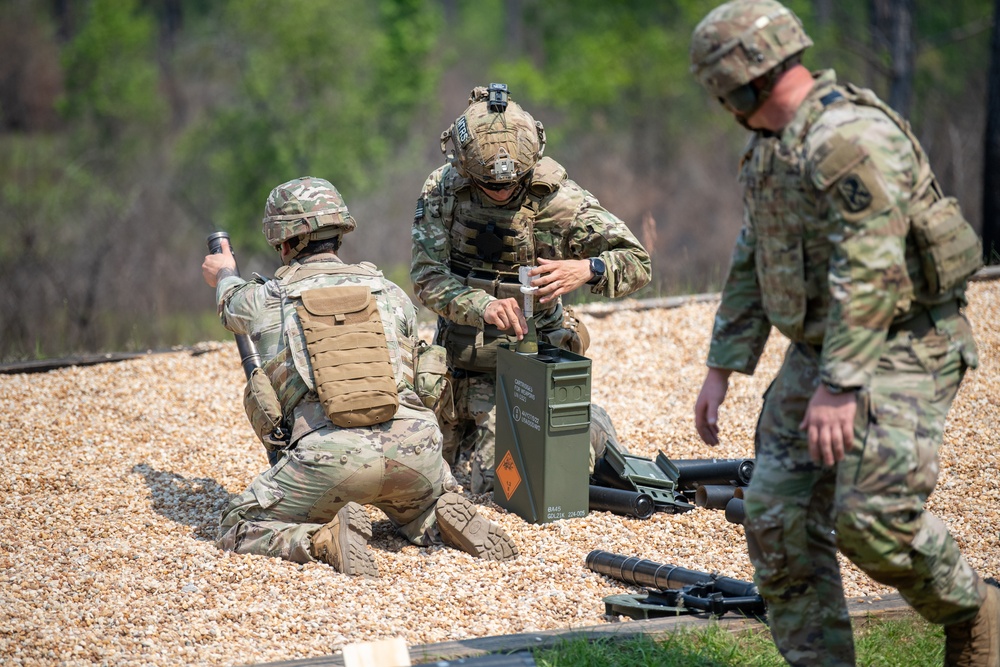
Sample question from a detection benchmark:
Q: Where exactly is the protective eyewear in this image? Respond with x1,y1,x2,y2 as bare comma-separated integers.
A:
474,178,519,193
718,82,760,117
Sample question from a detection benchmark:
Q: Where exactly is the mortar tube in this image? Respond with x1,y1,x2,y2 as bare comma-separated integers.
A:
724,497,746,525
695,484,737,511
589,486,654,519
206,232,263,380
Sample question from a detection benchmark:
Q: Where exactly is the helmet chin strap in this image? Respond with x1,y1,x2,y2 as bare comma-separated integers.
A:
282,228,343,262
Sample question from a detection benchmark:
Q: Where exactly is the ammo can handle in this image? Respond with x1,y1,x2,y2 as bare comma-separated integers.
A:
548,402,591,430
551,372,590,384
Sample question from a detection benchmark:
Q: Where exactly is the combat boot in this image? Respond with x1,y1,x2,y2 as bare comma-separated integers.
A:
435,492,518,561
944,584,1000,666
311,502,378,577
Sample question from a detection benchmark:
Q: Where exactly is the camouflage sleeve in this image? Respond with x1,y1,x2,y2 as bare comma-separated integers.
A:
382,278,419,341
216,274,269,336
807,107,916,390
706,216,771,374
409,166,494,327
541,178,652,297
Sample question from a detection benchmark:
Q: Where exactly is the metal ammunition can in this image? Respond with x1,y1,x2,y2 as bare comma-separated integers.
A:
494,343,591,523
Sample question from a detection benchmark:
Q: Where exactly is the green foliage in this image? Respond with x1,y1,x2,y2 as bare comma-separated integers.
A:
58,0,164,142
854,615,944,666
174,0,442,254
1,0,996,360
533,626,783,667
532,614,945,667
368,0,443,143
0,134,122,264
504,1,721,142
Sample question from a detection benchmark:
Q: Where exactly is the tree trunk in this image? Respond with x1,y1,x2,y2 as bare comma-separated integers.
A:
813,0,834,26
505,0,524,53
870,0,914,115
983,0,1000,263
886,0,914,115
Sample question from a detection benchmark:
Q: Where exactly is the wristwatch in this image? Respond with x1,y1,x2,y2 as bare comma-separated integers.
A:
587,257,606,285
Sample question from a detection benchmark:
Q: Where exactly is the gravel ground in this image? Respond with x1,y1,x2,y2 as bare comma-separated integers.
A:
2,282,998,666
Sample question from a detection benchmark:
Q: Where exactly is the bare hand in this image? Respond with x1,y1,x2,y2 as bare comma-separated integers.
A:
202,238,237,288
484,298,527,339
694,367,732,445
799,385,857,466
529,258,592,304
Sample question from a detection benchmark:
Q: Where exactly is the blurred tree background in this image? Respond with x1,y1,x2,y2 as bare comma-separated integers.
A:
0,0,996,362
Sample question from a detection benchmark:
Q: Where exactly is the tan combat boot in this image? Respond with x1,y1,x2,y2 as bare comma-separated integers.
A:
944,584,1000,666
311,502,378,577
435,492,518,561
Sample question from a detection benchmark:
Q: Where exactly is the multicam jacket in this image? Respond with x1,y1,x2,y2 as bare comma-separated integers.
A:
410,156,651,333
708,69,972,390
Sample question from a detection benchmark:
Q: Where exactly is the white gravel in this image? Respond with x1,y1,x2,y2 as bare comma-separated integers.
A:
2,281,998,666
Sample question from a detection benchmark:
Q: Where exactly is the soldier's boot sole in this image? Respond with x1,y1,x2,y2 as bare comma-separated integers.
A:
435,492,518,562
944,582,1000,666
312,502,378,578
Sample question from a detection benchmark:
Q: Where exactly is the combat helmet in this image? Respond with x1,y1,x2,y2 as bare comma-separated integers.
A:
690,0,812,116
441,83,546,188
261,177,356,257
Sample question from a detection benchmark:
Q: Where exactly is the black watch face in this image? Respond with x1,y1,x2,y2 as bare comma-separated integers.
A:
591,258,606,275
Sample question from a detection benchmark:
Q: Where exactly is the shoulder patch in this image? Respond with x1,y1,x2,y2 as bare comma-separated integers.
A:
837,175,873,212
414,196,425,222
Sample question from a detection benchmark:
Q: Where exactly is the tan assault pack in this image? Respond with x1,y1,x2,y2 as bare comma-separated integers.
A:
296,285,399,427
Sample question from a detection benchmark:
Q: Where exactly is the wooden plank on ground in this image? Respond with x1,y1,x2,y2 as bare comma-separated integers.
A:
252,594,911,667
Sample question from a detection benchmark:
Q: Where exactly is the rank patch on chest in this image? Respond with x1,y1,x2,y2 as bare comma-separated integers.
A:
838,174,873,212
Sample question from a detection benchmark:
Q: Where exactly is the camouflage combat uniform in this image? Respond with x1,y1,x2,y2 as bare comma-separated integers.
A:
216,255,450,561
411,156,651,493
709,69,987,666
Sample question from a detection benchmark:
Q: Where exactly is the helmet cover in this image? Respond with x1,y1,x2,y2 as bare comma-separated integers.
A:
690,0,812,99
441,84,546,185
261,176,356,248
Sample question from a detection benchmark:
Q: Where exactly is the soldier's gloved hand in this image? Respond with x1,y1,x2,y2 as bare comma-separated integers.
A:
202,238,237,288
484,298,527,339
530,258,592,304
800,385,857,466
695,367,732,445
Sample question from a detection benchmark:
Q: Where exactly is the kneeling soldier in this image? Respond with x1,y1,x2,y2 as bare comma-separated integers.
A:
202,177,517,576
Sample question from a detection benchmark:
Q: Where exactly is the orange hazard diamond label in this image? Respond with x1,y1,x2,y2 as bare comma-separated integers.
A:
496,450,522,501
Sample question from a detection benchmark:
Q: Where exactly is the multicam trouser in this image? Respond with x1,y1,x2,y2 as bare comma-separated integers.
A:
443,370,618,494
218,392,449,563
743,310,986,667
